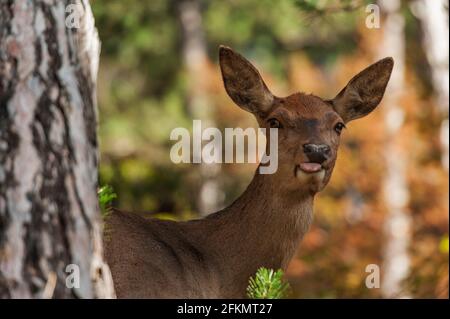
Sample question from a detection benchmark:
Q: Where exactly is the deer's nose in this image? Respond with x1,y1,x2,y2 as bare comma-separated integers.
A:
303,144,330,164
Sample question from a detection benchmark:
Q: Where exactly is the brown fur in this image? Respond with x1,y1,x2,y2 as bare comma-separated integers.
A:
104,46,393,298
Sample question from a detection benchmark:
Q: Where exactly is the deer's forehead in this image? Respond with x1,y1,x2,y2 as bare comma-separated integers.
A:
272,93,338,121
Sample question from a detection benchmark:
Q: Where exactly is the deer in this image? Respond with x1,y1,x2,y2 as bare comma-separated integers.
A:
104,46,393,298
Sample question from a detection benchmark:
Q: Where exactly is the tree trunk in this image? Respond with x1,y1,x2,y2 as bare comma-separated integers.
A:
410,0,449,171
177,0,223,215
378,0,411,298
0,0,114,298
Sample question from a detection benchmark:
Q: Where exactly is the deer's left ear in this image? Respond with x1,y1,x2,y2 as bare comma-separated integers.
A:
329,57,394,123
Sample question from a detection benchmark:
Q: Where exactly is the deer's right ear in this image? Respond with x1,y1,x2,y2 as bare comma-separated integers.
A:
219,46,274,115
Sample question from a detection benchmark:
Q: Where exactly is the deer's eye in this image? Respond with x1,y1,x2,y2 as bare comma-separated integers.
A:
334,122,346,135
268,118,282,129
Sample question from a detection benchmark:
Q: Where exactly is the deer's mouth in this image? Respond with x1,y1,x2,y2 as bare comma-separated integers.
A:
295,163,325,182
298,163,322,173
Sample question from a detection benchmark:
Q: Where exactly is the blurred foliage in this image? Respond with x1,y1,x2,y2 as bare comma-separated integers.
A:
92,0,448,298
247,268,290,299
98,185,117,216
440,236,449,254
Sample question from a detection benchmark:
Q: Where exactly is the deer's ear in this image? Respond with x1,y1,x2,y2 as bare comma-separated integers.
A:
330,57,394,123
219,46,274,115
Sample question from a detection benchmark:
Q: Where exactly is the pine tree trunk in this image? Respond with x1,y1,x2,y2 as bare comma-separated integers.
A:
0,0,114,298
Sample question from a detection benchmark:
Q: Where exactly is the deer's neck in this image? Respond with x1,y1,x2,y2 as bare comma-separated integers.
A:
201,172,314,280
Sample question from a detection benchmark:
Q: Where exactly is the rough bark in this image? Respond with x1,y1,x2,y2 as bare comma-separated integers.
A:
0,0,114,298
378,0,411,298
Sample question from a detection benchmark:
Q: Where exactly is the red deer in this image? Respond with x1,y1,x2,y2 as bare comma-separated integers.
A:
104,46,393,298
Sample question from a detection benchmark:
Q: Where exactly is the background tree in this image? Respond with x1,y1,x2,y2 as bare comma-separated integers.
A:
378,0,411,298
0,0,114,298
177,0,223,215
411,0,449,172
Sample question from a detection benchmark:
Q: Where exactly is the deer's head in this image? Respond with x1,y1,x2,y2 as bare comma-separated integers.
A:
219,46,393,195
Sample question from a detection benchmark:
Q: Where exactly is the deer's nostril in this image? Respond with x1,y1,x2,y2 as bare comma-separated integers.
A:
302,144,330,164
319,145,331,155
303,144,315,154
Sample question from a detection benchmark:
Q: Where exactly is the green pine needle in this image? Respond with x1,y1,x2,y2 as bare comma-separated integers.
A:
247,267,290,299
98,185,117,216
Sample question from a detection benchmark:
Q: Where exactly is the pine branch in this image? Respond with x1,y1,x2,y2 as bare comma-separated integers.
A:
98,184,117,217
247,267,290,299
